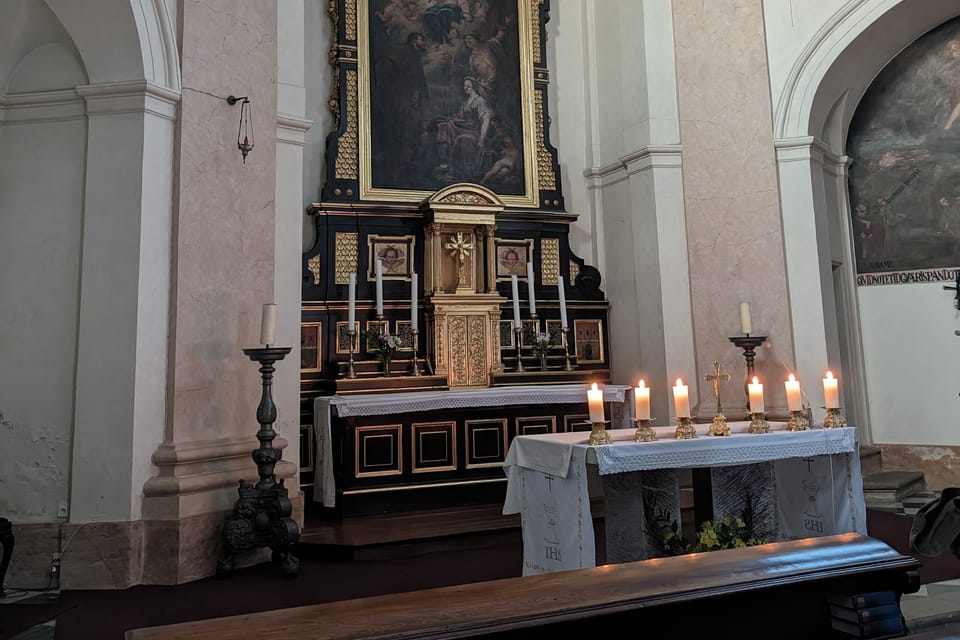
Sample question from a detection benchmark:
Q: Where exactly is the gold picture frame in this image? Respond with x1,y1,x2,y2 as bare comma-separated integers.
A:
357,0,540,207
495,238,534,281
368,234,415,280
573,318,604,364
300,322,322,372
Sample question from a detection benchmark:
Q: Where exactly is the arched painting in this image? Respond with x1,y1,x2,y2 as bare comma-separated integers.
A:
847,17,960,285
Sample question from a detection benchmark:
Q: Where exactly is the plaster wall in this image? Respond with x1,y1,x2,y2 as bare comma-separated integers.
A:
0,116,86,521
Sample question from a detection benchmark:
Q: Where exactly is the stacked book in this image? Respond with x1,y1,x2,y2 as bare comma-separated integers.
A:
827,590,906,639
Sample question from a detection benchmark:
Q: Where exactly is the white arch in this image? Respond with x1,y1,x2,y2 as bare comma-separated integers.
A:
775,0,960,146
773,0,960,440
43,0,180,91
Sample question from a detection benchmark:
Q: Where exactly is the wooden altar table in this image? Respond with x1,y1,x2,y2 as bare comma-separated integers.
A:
313,384,633,511
503,423,867,575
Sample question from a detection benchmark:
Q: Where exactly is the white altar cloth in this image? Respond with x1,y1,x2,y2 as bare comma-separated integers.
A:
312,384,632,506
503,423,867,575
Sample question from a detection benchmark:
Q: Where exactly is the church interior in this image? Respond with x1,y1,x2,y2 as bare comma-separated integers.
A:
5,0,960,638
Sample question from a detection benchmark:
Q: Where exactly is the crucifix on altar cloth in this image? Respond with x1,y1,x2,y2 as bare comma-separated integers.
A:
704,360,732,436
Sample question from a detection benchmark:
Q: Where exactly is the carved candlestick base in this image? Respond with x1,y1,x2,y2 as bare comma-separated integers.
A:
708,413,731,436
748,412,770,434
787,410,810,431
589,421,611,446
823,407,846,429
675,417,697,440
634,418,657,442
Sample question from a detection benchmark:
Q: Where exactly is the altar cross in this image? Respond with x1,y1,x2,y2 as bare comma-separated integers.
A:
704,360,731,414
444,231,474,288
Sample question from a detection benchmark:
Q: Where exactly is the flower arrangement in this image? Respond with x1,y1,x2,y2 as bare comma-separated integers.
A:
366,329,403,361
532,332,552,356
644,493,771,557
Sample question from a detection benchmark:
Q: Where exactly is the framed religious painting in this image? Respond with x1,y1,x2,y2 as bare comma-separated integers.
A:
573,318,604,364
300,322,322,372
498,320,515,349
394,320,415,351
494,238,533,281
545,319,563,346
368,234,415,280
319,0,566,210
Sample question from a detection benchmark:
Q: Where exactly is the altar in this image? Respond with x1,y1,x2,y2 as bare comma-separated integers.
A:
314,384,632,514
503,423,867,575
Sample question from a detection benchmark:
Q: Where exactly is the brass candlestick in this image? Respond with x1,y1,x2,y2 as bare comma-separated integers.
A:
589,420,611,445
634,418,657,442
787,409,810,431
823,407,846,429
729,335,767,410
410,328,422,376
748,412,770,434
675,416,697,439
514,326,525,372
561,327,575,371
345,329,358,379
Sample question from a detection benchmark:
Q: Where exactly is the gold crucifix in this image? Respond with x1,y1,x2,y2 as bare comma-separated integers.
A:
704,360,731,415
444,231,474,289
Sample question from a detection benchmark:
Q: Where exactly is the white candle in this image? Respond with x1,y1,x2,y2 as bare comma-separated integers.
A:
410,272,418,331
634,379,651,420
739,302,753,334
347,273,357,329
375,259,384,316
587,382,604,422
823,370,839,408
785,373,802,412
259,303,277,346
510,274,521,330
672,378,690,418
526,262,537,315
748,376,765,414
557,275,568,329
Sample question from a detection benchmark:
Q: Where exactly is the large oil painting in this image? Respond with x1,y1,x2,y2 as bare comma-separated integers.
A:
847,17,960,285
359,0,537,205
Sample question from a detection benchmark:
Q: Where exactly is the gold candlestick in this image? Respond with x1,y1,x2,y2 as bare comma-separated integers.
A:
514,326,525,372
823,407,846,429
409,328,422,376
561,327,575,371
787,410,810,431
589,420,611,446
344,329,357,379
748,412,770,434
634,418,656,442
708,413,730,436
675,416,697,440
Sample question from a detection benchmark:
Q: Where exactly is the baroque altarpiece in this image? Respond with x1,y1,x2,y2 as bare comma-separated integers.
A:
300,0,612,514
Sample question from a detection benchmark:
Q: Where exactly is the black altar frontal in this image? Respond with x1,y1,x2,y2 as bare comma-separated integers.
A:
298,1,612,514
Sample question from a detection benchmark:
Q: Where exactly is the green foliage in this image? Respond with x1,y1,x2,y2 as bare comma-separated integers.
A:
643,492,772,557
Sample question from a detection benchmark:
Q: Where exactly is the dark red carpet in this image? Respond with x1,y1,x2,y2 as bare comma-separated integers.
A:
0,510,955,640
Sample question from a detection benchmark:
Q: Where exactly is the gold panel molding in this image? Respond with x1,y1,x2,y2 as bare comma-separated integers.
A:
334,232,359,284
532,0,543,64
465,418,508,469
335,69,358,180
569,259,580,286
411,421,457,473
355,424,402,478
468,315,487,387
535,89,557,191
517,415,557,436
308,254,321,285
448,315,468,387
541,238,559,284
344,0,357,40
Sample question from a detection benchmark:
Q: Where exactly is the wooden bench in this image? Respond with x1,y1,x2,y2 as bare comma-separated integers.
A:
125,533,920,640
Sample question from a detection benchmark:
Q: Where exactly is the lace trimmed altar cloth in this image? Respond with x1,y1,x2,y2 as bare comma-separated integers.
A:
312,384,632,506
503,423,867,575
